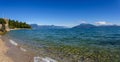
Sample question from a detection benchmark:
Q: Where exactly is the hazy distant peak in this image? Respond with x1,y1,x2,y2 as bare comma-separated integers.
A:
72,23,96,28
72,23,120,29
30,24,67,29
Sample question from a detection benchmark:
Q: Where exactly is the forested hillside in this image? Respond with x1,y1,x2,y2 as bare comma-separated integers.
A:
0,18,31,33
9,19,31,29
0,18,6,32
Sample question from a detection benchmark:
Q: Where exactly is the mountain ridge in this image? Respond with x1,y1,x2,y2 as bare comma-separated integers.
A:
30,24,67,29
72,23,120,28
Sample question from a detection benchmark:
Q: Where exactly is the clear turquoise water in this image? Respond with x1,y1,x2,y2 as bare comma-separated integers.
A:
5,28,120,48
4,28,120,62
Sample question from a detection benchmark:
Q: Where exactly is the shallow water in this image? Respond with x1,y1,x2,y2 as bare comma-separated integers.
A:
4,28,120,62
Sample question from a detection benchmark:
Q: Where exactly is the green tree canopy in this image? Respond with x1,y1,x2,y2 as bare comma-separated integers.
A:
9,19,31,29
0,18,6,24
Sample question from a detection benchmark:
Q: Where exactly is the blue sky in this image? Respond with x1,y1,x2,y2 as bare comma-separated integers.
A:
0,0,120,27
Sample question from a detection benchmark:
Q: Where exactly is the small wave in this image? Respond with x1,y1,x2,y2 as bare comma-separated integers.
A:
20,47,27,52
34,56,57,62
9,39,27,52
9,39,18,46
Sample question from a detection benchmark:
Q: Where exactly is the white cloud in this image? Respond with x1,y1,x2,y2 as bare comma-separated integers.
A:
81,21,87,24
95,21,113,25
96,21,107,25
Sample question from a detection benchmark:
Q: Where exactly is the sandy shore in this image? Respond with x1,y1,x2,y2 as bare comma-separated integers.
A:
0,39,13,62
0,35,58,62
0,37,35,62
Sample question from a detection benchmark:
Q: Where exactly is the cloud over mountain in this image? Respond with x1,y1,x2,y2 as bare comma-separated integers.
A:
95,21,113,25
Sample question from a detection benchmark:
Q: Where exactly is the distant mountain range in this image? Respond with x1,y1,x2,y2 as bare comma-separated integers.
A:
72,23,120,28
30,24,67,29
30,24,120,29
72,23,96,28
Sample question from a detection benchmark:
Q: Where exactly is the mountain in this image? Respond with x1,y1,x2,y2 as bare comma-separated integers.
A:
31,23,120,29
98,25,120,28
30,24,67,29
72,23,96,28
72,23,120,29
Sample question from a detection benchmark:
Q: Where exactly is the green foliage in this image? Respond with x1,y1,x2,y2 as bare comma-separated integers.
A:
0,18,6,32
0,18,31,32
0,24,6,32
9,19,31,29
0,18,6,24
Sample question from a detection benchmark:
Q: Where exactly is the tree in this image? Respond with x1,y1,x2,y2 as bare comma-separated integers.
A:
0,18,6,24
0,18,6,32
8,19,31,29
